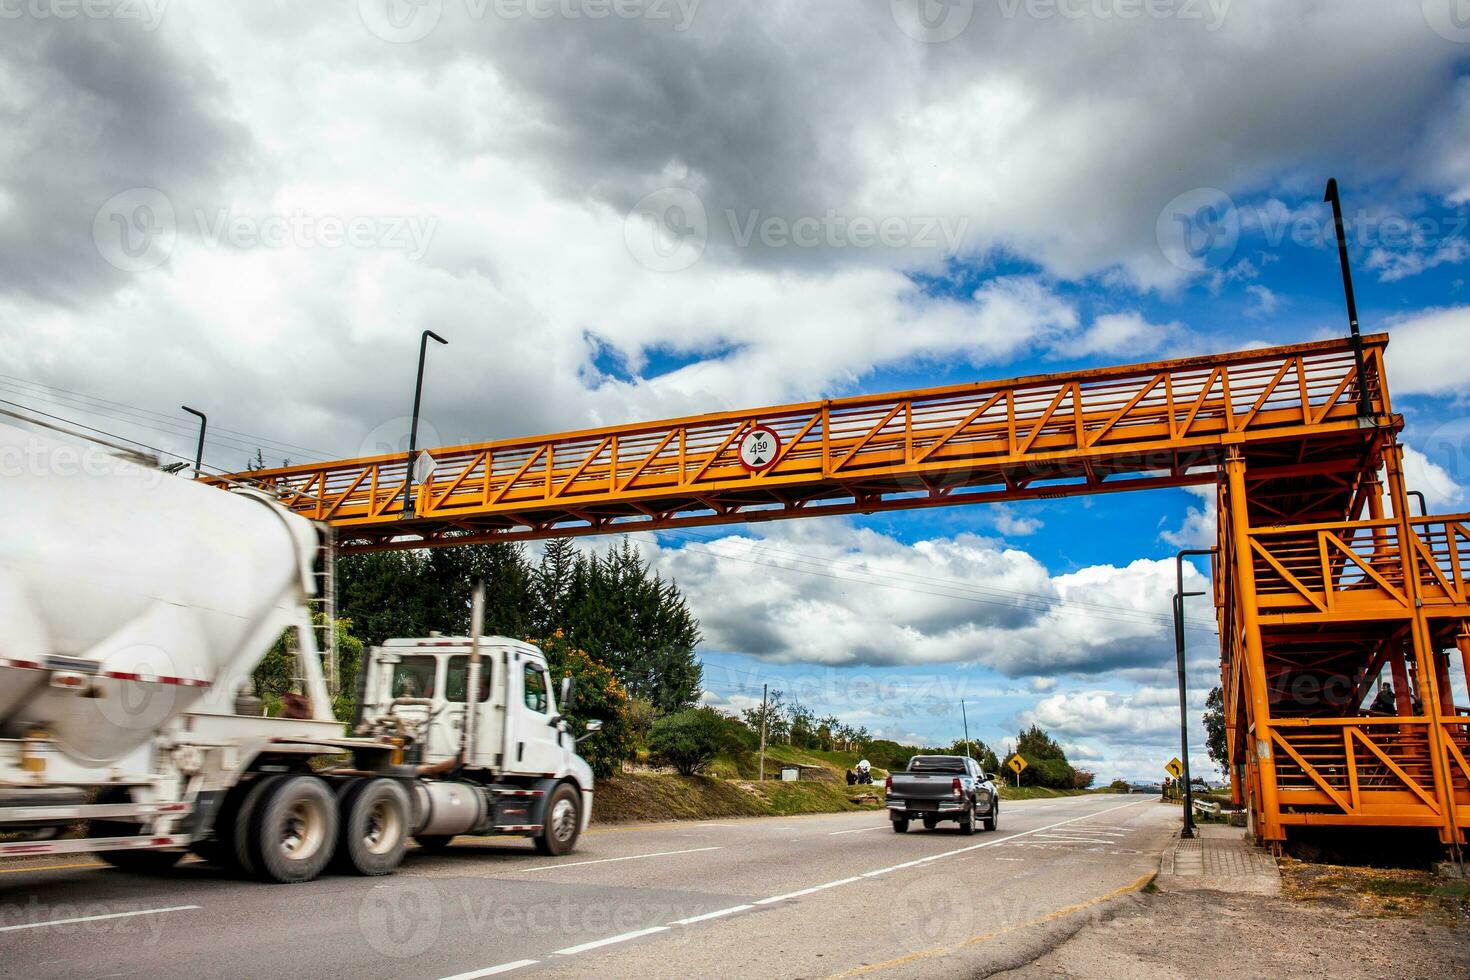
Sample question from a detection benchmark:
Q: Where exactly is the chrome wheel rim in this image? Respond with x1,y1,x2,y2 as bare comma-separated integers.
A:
281,799,326,860
363,796,402,855
551,798,577,843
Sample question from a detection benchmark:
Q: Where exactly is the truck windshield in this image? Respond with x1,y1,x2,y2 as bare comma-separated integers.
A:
908,756,966,773
446,656,492,704
391,657,437,699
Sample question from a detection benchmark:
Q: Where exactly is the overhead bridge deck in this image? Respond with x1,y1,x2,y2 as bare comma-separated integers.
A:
218,335,1391,554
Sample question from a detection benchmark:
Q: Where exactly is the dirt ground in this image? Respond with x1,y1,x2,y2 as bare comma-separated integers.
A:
991,870,1470,979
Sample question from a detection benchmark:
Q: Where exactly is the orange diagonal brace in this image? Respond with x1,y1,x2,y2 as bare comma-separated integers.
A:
1271,730,1353,813
1349,728,1442,813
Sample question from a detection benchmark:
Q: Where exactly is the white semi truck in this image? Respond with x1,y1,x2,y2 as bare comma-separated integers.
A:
0,422,598,883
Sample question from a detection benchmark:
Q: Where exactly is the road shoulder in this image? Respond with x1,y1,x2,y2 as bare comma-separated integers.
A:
992,828,1470,979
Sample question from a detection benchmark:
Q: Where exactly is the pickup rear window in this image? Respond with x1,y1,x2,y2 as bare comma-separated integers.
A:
907,756,967,773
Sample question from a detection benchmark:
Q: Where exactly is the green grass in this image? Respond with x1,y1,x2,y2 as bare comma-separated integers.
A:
707,743,893,782
595,745,1124,825
591,770,886,824
996,785,1096,801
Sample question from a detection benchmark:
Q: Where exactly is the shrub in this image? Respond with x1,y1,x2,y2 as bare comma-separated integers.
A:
649,707,742,776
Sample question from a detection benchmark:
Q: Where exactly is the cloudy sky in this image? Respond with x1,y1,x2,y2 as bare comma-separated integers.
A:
3,1,1469,780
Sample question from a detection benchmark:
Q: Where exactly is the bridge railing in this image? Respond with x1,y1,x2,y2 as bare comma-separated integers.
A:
217,336,1388,541
1270,718,1446,823
1247,513,1470,618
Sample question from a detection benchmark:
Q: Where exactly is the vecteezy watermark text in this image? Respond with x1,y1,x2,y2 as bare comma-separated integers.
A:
0,0,167,29
1156,187,1470,273
726,209,970,252
622,187,969,272
359,0,700,43
93,188,438,272
891,0,1229,43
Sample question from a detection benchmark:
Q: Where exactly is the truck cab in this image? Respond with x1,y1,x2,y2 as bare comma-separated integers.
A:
358,636,595,838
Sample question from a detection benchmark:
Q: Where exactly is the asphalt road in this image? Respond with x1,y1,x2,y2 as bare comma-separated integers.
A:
0,795,1175,979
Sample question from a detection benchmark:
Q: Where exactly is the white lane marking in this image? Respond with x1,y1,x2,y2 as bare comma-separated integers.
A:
507,846,722,874
860,800,1150,879
553,926,670,956
439,960,539,979
754,876,864,905
827,826,886,836
669,904,754,925
448,798,1151,977
699,823,737,828
0,904,200,934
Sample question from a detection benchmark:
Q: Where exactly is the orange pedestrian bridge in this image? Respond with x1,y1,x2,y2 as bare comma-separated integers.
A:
215,333,1470,852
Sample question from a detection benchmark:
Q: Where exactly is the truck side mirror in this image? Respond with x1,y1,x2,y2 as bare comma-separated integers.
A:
576,719,603,744
559,676,575,713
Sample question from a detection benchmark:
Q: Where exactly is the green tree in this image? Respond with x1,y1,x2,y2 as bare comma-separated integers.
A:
648,707,741,776
538,632,636,779
1203,687,1228,776
1013,724,1078,789
535,540,704,713
253,614,364,723
337,543,532,645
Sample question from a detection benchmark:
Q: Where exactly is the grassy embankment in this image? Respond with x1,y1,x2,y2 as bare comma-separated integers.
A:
593,744,1101,824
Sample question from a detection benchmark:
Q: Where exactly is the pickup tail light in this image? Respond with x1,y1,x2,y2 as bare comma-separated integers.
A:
952,777,963,797
884,775,892,793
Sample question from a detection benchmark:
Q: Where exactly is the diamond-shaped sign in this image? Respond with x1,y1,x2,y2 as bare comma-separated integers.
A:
1165,757,1184,779
1006,754,1027,774
413,450,438,484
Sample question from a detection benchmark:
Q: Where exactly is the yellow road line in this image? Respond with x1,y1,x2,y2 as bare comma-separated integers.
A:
0,860,105,875
828,871,1157,978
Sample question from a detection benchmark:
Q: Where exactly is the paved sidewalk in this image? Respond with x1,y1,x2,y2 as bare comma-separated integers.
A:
1159,823,1279,895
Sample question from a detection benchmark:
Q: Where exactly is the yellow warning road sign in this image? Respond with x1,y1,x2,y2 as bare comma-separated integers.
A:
1006,754,1028,775
1165,757,1184,779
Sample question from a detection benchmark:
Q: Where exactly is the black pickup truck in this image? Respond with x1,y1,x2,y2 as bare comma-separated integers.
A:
885,755,999,834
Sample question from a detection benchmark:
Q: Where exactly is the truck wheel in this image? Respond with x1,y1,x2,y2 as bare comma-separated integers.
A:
891,818,908,833
336,779,409,876
983,805,997,832
248,775,338,884
921,815,938,830
91,789,183,875
533,783,582,856
229,775,284,878
959,803,976,835
413,835,456,853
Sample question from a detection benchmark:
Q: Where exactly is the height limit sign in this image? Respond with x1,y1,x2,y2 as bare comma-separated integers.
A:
737,425,782,472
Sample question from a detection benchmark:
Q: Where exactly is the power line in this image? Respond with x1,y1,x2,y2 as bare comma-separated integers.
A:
0,374,330,462
0,379,305,466
0,398,335,504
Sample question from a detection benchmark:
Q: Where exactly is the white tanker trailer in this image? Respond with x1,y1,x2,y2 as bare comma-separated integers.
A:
0,422,597,883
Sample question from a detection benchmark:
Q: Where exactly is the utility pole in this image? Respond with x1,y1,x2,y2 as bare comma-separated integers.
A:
758,683,768,782
961,700,972,759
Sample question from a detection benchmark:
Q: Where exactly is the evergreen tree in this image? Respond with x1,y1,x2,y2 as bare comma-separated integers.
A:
1203,687,1228,776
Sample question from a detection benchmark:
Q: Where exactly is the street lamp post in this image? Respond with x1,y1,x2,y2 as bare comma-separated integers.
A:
1323,178,1374,421
182,406,207,479
1174,546,1218,839
403,330,448,518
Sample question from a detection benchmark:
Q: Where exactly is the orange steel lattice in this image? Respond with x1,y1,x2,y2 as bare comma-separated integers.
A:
220,336,1389,553
215,332,1468,849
